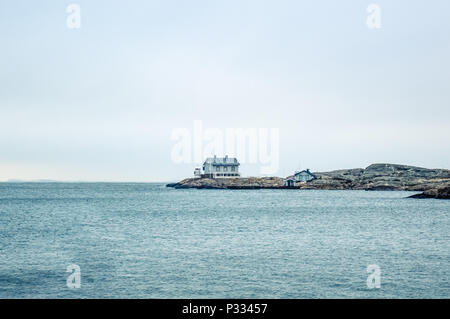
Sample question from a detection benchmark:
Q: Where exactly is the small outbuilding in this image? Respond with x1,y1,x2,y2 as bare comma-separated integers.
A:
284,178,296,187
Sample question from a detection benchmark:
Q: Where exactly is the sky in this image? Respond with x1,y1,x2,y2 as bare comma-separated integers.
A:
0,0,449,182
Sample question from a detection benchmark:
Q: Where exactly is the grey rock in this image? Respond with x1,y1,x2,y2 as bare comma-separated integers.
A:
409,184,450,199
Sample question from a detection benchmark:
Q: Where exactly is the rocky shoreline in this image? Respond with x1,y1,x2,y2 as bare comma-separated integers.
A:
408,185,450,199
167,163,450,199
166,177,287,189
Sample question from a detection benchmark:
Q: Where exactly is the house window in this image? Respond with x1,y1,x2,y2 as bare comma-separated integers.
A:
231,166,235,172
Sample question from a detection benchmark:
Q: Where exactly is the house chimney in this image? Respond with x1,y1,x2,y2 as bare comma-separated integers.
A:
224,155,228,163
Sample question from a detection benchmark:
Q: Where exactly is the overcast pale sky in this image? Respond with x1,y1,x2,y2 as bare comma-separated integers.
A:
1,0,449,181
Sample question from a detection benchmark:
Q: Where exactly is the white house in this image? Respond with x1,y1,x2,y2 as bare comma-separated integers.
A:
201,155,240,178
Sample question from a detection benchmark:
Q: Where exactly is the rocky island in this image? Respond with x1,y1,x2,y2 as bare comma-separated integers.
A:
167,163,450,199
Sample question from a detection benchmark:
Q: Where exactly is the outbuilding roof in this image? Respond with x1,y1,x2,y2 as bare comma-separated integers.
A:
294,169,318,179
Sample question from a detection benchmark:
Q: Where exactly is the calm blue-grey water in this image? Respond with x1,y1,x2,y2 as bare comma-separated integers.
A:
0,183,449,298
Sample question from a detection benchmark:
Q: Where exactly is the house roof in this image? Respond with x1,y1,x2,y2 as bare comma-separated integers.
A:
204,157,240,166
294,169,318,179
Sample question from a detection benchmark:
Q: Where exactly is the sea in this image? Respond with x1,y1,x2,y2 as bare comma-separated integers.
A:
0,182,449,298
